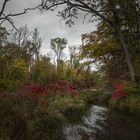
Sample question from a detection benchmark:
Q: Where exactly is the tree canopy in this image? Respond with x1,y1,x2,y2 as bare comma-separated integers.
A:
40,0,140,82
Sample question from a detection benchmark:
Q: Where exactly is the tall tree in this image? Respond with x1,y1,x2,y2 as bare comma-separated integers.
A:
81,21,127,85
32,28,41,61
11,26,42,70
40,0,140,82
0,27,8,46
68,45,77,83
11,25,30,47
50,37,67,67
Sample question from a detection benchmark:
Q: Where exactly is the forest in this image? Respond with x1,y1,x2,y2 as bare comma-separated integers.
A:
0,0,140,140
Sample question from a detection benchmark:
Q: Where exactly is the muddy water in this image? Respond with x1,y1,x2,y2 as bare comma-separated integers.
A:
63,105,140,140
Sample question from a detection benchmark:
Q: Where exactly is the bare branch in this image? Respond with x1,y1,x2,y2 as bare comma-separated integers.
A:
41,0,115,27
0,13,19,32
0,19,7,26
0,5,41,21
40,1,67,10
0,0,9,17
0,1,42,32
75,0,115,27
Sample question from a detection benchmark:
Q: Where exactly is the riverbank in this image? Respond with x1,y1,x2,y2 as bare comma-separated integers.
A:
108,95,140,115
0,87,109,139
0,95,83,140
82,91,140,115
0,89,96,140
0,87,140,139
86,90,140,116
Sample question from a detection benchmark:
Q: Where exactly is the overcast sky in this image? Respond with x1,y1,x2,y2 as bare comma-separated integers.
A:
1,0,97,55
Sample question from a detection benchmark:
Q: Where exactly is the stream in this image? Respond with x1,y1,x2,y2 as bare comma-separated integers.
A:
63,105,140,140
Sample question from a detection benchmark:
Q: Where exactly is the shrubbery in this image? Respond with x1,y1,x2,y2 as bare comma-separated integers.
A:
112,82,128,99
19,80,77,97
0,79,19,92
109,96,140,115
0,94,66,140
0,79,140,139
108,81,140,114
0,80,90,139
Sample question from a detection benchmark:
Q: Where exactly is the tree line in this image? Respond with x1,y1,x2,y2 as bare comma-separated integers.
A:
0,25,100,91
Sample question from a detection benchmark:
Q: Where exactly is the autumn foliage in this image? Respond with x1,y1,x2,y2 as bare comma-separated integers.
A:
112,83,128,99
19,80,77,97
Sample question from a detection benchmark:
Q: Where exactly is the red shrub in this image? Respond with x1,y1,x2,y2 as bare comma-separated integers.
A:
30,84,46,96
112,83,128,99
19,82,46,97
54,80,77,95
45,84,59,95
19,80,77,97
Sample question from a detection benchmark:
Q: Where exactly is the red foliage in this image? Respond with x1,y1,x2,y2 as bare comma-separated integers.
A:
53,80,77,95
19,80,77,97
112,83,128,99
30,84,46,96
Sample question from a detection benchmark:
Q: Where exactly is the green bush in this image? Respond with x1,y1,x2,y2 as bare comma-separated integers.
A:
97,92,111,104
118,99,130,111
80,91,100,103
108,98,119,109
128,96,140,115
123,82,140,96
109,95,140,115
0,79,19,92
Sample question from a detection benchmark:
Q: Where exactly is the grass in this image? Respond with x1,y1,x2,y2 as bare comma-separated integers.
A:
0,90,96,139
0,88,139,139
81,90,111,105
80,89,140,116
0,94,65,140
109,95,140,115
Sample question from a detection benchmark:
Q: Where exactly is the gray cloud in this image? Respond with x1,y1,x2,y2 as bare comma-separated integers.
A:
2,0,97,55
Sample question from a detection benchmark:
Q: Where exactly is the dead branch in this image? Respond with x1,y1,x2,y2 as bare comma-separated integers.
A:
0,0,41,31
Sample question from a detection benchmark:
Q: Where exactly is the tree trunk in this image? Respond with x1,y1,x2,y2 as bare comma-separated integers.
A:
115,24,136,82
107,0,136,82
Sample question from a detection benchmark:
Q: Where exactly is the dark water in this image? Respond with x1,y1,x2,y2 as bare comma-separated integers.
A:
63,105,140,140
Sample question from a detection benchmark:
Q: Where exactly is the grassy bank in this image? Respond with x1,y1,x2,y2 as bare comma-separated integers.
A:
0,84,140,139
0,89,96,140
0,94,63,140
85,89,140,116
0,80,97,140
81,89,140,115
108,95,140,115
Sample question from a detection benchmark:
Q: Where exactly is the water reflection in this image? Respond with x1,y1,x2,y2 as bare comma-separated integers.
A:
63,105,140,140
